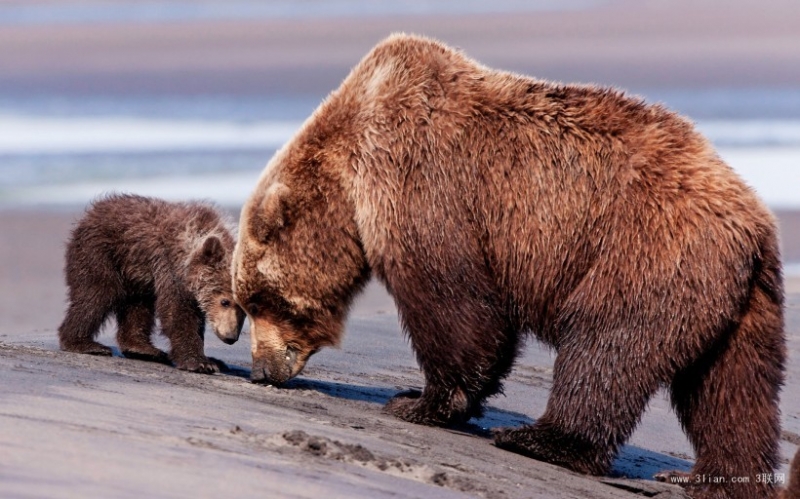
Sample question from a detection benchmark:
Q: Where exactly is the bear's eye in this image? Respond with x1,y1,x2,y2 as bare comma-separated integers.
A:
220,299,231,308
248,304,258,316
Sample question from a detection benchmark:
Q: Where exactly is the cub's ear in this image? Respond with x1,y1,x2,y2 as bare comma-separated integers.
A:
250,183,290,243
194,235,225,266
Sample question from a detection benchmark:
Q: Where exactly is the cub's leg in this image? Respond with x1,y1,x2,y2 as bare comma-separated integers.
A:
59,296,114,356
155,279,218,374
116,294,169,364
58,278,118,356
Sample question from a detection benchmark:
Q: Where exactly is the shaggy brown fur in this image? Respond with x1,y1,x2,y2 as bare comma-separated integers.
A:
59,194,244,373
233,34,787,498
782,449,800,499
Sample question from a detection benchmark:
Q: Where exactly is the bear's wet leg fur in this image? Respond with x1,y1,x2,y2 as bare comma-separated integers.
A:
666,282,784,499
494,332,663,475
782,449,800,499
116,294,169,364
58,270,120,357
58,295,114,356
155,278,217,374
384,272,522,426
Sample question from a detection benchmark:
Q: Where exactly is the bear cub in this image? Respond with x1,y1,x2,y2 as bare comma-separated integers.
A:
59,193,244,373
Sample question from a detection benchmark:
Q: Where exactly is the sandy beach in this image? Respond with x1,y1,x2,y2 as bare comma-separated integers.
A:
2,1,800,497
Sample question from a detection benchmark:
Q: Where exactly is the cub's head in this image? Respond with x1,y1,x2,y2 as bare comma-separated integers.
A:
233,165,369,385
188,235,245,345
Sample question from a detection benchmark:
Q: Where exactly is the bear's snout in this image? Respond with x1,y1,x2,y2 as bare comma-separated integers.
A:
209,307,245,345
214,327,240,345
220,334,238,345
250,347,297,386
212,326,241,345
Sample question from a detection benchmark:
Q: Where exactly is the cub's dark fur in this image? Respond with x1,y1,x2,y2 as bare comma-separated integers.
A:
59,194,244,373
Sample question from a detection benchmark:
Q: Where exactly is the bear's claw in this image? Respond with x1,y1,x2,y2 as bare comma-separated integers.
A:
384,389,470,427
174,356,220,374
62,341,113,357
122,348,170,365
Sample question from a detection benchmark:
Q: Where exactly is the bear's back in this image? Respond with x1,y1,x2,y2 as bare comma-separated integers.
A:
332,35,777,341
68,194,232,289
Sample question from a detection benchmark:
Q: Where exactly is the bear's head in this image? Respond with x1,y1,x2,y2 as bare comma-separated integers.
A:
233,137,370,385
188,235,245,345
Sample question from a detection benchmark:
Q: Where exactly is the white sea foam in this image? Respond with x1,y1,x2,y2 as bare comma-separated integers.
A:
716,147,800,209
0,115,301,155
697,120,800,147
2,171,261,208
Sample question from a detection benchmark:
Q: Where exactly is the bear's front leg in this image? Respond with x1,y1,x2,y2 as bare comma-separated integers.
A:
383,272,520,427
172,352,220,374
384,386,479,426
167,316,219,374
493,422,603,475
155,282,218,374
116,295,170,365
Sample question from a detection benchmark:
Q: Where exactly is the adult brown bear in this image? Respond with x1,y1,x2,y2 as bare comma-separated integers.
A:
233,34,788,498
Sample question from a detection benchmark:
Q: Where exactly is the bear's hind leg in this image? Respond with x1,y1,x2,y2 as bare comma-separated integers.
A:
665,285,784,499
58,290,114,356
494,334,662,475
116,295,169,365
59,242,121,356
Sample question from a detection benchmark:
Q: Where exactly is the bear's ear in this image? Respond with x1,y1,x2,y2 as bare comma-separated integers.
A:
194,235,225,266
250,183,290,243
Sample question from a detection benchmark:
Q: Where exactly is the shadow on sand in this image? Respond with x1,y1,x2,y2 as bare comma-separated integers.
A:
223,363,694,480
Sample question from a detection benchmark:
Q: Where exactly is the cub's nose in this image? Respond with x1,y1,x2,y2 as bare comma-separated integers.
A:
213,326,241,345
221,335,238,345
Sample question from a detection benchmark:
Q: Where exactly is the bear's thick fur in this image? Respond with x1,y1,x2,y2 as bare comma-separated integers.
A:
233,34,787,498
59,194,244,373
781,450,800,499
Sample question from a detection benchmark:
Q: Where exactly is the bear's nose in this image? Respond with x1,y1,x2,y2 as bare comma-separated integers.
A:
250,366,269,384
250,354,293,386
222,336,237,345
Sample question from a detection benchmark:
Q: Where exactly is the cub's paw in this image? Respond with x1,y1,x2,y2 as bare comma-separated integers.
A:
122,347,170,365
61,341,113,357
493,426,525,452
206,356,230,373
174,356,220,374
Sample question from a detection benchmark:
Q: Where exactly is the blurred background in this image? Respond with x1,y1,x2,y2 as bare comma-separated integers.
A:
0,0,798,321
